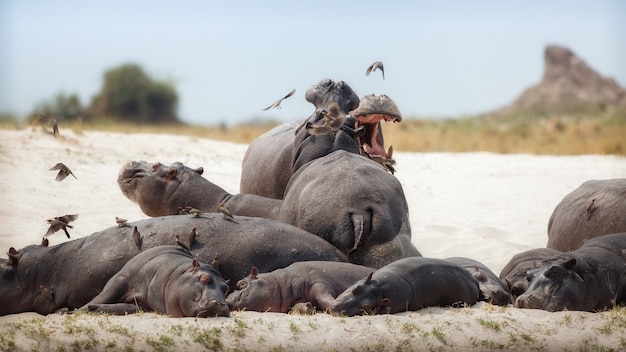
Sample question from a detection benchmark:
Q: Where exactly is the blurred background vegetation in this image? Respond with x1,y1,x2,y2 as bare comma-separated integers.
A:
1,61,624,156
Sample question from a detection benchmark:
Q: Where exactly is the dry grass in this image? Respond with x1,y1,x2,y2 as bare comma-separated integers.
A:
3,109,625,155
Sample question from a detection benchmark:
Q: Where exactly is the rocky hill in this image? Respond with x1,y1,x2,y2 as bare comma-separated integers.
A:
495,45,626,115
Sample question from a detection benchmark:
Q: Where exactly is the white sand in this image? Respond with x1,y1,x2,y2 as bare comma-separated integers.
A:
1,127,625,351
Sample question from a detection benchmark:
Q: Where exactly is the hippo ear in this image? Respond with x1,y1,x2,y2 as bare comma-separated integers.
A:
250,266,259,280
166,169,177,179
200,273,211,284
365,272,373,284
7,247,19,267
380,298,391,306
193,167,204,175
564,258,577,270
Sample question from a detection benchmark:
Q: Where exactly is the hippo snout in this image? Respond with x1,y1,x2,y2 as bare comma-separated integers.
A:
197,299,230,318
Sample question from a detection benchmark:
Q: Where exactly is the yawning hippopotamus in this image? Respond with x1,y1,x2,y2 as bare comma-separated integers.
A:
498,247,563,301
0,214,347,316
516,233,626,312
445,257,511,306
547,179,626,252
240,79,401,199
226,261,374,313
330,257,480,316
83,245,230,317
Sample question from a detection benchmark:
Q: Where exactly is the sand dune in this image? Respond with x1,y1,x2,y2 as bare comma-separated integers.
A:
1,127,625,351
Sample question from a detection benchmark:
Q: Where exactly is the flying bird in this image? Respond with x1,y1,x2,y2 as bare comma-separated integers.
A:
49,163,77,182
365,61,385,80
262,88,296,111
45,214,78,238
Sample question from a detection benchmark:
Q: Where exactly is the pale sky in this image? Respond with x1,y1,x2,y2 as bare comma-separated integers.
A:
1,0,624,126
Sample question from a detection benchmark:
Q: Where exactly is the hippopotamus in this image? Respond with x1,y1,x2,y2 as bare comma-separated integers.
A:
226,261,374,314
0,214,347,316
119,154,419,268
82,245,230,317
330,257,480,316
445,257,511,306
516,233,626,312
498,247,563,301
547,179,626,252
240,79,401,199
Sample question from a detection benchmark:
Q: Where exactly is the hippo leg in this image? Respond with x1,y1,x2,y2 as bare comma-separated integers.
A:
308,283,343,312
87,303,147,315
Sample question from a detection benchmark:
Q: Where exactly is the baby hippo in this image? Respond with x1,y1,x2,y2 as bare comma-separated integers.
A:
330,257,480,316
227,261,374,313
445,257,511,306
82,245,230,317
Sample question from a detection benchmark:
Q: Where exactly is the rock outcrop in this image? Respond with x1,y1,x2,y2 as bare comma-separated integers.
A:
497,45,626,115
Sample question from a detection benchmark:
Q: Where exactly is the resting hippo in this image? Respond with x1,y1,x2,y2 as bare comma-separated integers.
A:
330,257,480,316
226,261,374,313
547,179,626,252
82,246,230,317
516,233,626,312
240,79,401,199
445,257,511,306
498,247,563,300
0,214,347,315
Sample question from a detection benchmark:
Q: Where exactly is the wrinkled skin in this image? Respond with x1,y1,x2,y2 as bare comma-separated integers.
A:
119,156,420,268
547,179,626,252
0,215,347,316
516,233,626,312
498,247,563,301
330,257,480,316
240,79,401,199
445,257,511,306
82,246,230,317
226,261,374,313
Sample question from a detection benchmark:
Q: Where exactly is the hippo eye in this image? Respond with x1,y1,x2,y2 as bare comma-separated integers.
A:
546,266,561,279
237,281,248,290
151,163,159,172
476,273,488,283
200,274,211,284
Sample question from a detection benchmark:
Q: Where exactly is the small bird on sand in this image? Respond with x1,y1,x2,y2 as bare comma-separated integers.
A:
132,226,142,250
115,217,129,227
188,227,197,249
49,163,77,182
218,202,234,219
49,116,60,136
262,88,296,110
174,234,191,252
365,61,385,80
45,214,78,238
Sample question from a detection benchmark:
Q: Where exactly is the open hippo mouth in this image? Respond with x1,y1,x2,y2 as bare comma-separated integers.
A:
350,94,402,173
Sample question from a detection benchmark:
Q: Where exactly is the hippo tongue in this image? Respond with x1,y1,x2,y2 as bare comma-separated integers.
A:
356,114,388,157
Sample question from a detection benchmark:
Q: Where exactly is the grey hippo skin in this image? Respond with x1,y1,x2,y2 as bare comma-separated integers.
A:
82,245,230,317
226,261,374,313
547,179,626,252
516,233,626,312
0,215,347,316
445,257,511,306
498,247,563,301
330,257,480,316
240,79,401,199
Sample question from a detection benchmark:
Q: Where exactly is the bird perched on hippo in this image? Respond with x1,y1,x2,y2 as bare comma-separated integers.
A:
240,79,402,199
0,214,347,316
547,179,626,252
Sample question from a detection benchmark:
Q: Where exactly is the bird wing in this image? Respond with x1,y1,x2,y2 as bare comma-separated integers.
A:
283,88,296,99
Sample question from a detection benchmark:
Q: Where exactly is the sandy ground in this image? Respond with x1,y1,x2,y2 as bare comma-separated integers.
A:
1,126,625,351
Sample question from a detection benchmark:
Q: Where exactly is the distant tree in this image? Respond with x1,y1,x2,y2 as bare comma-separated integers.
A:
89,63,180,124
29,92,83,122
